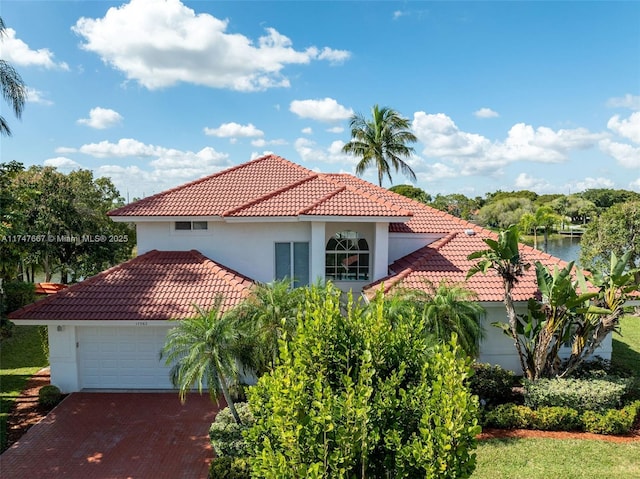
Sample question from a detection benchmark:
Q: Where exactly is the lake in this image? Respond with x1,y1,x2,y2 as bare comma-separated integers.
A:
534,236,582,264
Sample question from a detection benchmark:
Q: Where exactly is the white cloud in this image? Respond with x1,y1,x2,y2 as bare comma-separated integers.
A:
43,157,81,169
25,88,53,105
569,177,614,192
629,178,640,192
294,137,354,166
326,126,344,134
0,28,69,69
72,0,349,91
290,98,353,122
250,138,287,147
513,173,552,192
474,107,499,119
393,10,405,20
204,122,264,138
607,112,640,143
77,107,123,129
412,111,604,177
606,94,640,111
599,139,640,168
302,127,313,135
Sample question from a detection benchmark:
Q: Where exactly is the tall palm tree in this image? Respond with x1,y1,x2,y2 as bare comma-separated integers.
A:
161,299,248,424
342,104,417,187
0,17,27,137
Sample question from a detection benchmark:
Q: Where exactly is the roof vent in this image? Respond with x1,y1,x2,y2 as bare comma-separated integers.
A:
464,229,476,236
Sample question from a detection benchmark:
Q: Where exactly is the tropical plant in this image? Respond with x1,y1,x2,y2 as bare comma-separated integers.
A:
389,280,485,357
246,284,480,478
161,299,250,424
342,104,417,186
0,17,27,137
467,225,531,376
231,279,305,376
477,197,534,229
518,206,561,251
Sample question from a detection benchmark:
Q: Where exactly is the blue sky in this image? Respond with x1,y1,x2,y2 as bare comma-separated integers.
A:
1,0,639,201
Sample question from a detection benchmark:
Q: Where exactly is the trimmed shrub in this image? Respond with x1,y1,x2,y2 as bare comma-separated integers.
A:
529,406,581,431
524,377,629,412
208,457,251,479
209,403,254,458
469,363,516,406
581,408,635,435
3,281,36,313
38,385,62,408
483,404,531,429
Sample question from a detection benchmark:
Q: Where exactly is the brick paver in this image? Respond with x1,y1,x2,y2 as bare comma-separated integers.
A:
0,392,220,479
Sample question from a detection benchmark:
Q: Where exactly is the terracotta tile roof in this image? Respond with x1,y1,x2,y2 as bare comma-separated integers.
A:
34,283,68,295
364,231,570,302
9,250,254,321
108,154,412,219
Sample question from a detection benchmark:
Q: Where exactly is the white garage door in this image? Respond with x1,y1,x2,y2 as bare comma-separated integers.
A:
78,326,175,389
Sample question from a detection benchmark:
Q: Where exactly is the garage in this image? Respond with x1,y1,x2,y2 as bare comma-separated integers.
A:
77,326,175,390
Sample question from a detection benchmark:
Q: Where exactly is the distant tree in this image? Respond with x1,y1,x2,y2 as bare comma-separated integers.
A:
484,190,538,204
518,206,561,251
550,195,597,226
581,201,640,271
0,17,27,136
388,184,431,203
477,197,534,229
430,193,481,220
580,188,640,210
534,193,564,206
343,104,417,186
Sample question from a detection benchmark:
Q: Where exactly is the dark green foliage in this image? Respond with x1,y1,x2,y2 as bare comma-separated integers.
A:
581,401,640,435
3,281,35,313
208,457,252,479
246,284,481,479
38,385,61,407
388,184,431,203
524,377,630,412
483,404,531,429
429,193,481,220
529,406,582,431
468,364,516,406
209,403,254,458
580,188,640,210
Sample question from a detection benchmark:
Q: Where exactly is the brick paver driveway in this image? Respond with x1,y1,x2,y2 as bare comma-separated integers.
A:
0,392,220,479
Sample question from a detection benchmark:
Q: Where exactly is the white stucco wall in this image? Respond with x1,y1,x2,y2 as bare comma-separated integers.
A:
388,233,442,263
478,303,613,374
46,324,79,393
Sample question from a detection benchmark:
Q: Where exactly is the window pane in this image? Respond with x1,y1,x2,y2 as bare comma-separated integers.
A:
193,221,208,230
293,242,309,287
175,221,191,230
275,243,291,281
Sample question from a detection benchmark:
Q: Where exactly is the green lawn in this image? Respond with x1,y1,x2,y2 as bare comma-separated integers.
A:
0,325,49,451
473,438,640,479
473,316,640,478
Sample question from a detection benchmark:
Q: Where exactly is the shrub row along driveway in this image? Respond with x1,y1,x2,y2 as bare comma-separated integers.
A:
0,392,219,479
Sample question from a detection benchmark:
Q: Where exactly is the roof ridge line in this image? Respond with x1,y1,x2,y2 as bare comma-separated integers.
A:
222,173,318,217
297,184,346,215
108,154,296,216
320,174,413,217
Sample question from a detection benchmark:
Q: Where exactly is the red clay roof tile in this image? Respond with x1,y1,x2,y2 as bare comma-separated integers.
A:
9,250,254,321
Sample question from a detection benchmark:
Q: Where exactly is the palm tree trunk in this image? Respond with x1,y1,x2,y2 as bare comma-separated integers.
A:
504,284,532,379
218,373,242,425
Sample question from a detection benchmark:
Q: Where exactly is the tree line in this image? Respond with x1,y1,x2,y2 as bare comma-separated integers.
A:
0,161,136,285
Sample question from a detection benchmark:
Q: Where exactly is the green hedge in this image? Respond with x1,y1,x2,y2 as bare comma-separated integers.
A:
209,403,254,458
483,400,640,435
524,377,630,412
469,363,516,406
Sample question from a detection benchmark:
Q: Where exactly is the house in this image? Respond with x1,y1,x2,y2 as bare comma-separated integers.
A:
9,154,612,392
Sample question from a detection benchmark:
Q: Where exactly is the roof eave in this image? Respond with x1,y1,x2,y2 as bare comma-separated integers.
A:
109,215,223,223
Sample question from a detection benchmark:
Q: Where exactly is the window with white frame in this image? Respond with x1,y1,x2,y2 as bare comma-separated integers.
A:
275,242,309,288
174,221,208,231
325,231,370,281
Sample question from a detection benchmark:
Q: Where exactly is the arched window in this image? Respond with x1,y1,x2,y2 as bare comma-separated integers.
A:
325,231,369,281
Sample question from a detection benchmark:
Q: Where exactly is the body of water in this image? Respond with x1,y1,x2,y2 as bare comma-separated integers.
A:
537,236,582,264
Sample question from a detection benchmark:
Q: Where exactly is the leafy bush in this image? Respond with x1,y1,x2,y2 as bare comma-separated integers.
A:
524,377,629,412
246,285,481,479
568,357,634,379
38,385,62,408
209,403,254,458
529,406,582,431
581,406,636,435
3,281,36,313
483,404,531,429
469,363,516,406
208,457,251,479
